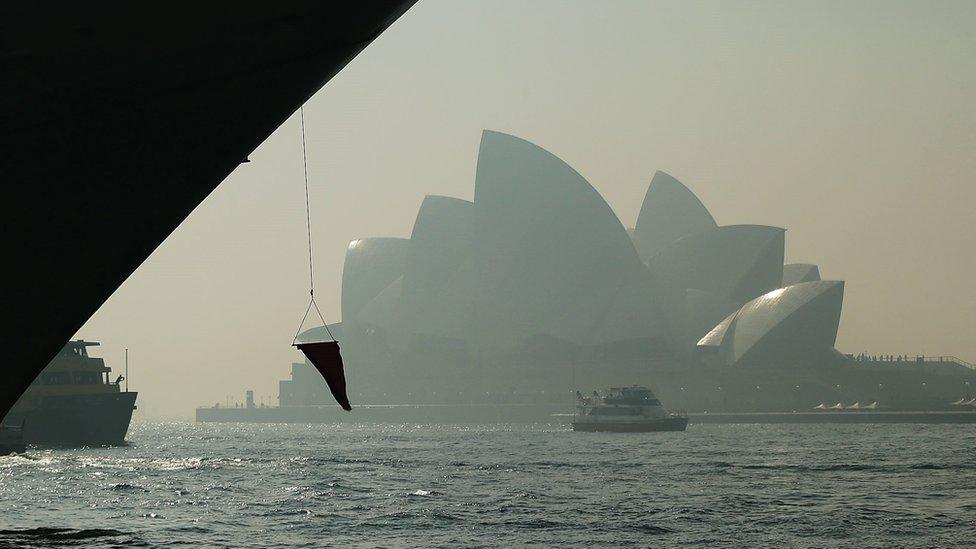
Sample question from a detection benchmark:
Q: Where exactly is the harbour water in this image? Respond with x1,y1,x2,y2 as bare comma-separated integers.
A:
1,422,973,547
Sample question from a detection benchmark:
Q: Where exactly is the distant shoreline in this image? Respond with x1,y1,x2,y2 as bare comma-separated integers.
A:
193,404,976,425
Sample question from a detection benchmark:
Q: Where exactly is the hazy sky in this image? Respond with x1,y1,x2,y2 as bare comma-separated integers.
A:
76,0,976,418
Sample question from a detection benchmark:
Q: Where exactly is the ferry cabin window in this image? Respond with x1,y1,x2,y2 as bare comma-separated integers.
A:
42,372,72,385
72,372,101,384
591,407,641,416
40,371,101,385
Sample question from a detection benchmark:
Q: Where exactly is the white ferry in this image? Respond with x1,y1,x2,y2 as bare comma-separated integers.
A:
572,386,688,432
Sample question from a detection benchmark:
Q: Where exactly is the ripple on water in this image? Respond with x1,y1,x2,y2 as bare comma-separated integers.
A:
0,527,146,547
1,422,974,547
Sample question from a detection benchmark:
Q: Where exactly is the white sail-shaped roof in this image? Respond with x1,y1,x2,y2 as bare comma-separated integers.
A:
567,268,666,346
400,195,475,341
675,289,741,346
697,280,845,366
697,309,737,350
340,237,408,322
648,224,785,305
356,276,402,329
782,263,821,285
632,171,717,263
471,130,661,349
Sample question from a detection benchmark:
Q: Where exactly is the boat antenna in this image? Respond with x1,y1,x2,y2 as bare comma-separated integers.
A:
124,348,128,393
293,105,334,344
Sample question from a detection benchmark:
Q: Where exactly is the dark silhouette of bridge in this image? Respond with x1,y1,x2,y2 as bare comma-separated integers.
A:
0,2,416,418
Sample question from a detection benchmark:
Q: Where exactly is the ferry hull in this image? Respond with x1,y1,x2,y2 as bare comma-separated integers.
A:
5,392,137,447
572,416,688,433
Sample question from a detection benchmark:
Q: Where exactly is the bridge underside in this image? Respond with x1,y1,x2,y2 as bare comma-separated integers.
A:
0,3,416,417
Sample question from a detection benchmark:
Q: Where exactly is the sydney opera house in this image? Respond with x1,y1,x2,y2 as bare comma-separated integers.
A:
303,131,975,413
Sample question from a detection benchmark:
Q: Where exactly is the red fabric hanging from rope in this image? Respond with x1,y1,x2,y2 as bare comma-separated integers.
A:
291,106,350,412
296,341,351,411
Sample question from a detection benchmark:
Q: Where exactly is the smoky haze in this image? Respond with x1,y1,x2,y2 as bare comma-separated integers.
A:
74,0,976,419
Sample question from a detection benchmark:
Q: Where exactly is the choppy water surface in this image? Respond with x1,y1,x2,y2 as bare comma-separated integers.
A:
1,422,974,547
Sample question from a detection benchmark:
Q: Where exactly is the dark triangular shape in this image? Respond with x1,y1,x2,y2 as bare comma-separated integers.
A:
295,341,351,411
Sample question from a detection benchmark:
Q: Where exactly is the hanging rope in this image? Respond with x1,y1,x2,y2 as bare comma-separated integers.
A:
301,105,315,300
293,105,334,344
